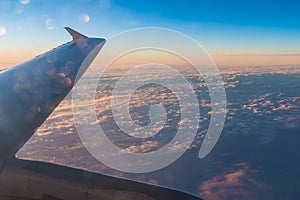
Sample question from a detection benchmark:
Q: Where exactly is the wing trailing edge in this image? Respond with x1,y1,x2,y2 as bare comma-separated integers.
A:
0,158,202,200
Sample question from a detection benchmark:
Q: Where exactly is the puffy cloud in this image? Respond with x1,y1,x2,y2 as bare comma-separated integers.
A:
198,163,270,200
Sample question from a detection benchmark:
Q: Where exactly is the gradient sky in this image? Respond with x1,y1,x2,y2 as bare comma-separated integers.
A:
1,0,300,67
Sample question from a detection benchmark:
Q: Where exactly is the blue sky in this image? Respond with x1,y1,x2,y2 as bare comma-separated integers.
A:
1,0,300,66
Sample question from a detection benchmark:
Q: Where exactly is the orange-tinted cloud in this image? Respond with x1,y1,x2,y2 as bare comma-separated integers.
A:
198,163,270,200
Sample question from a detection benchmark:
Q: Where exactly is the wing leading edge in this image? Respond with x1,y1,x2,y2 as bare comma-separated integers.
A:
0,28,105,167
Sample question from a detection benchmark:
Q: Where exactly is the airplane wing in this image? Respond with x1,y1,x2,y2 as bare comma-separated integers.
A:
0,158,201,200
0,28,202,200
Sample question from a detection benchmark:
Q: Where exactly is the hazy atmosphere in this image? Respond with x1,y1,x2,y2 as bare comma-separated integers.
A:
1,0,300,67
1,1,300,200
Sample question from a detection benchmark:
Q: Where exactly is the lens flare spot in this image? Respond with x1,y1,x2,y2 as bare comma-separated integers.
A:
78,13,90,24
19,0,30,5
64,77,73,88
0,25,6,36
15,3,24,14
45,18,56,30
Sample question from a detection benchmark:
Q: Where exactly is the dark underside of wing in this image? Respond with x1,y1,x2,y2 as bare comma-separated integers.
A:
0,158,202,200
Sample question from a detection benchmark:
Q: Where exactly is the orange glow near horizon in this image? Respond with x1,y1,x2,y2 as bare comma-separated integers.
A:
0,48,49,70
96,50,300,68
212,53,300,66
1,49,300,71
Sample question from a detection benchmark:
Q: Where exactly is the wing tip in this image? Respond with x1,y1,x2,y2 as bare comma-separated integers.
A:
64,27,88,44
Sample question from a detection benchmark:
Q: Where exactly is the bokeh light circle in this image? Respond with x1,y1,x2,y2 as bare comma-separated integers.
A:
19,0,30,5
45,18,56,30
78,13,90,24
72,27,227,173
0,25,6,36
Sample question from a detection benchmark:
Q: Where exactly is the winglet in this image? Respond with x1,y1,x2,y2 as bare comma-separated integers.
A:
65,27,88,44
